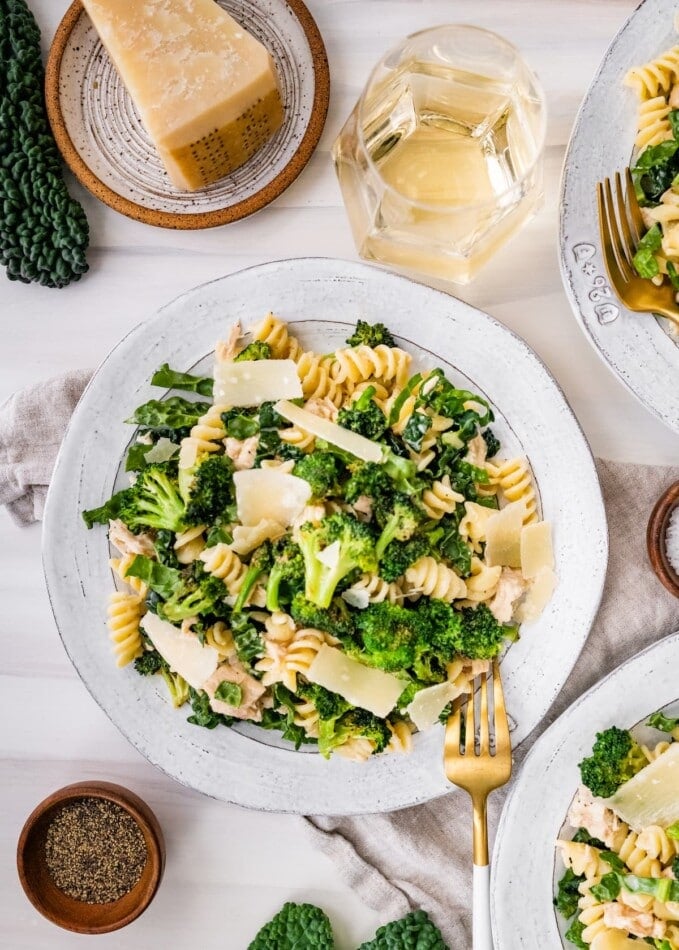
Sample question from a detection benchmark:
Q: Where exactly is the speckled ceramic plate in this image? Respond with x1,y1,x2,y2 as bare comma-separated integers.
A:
560,0,679,432
45,0,329,229
43,258,607,815
492,633,679,949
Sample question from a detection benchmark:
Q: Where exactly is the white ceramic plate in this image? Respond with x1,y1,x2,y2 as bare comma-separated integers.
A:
43,258,607,815
492,632,679,949
560,0,679,432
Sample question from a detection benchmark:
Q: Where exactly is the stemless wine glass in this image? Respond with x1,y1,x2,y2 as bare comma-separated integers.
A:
333,25,547,285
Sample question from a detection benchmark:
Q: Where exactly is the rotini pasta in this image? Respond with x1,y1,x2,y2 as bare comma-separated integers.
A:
251,312,302,360
107,591,145,667
624,45,679,100
110,552,148,597
486,458,538,523
199,544,246,596
421,476,464,519
330,344,411,388
404,556,467,602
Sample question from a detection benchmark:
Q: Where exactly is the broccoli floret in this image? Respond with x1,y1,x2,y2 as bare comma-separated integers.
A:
381,449,421,495
358,909,448,950
293,453,345,497
0,0,89,287
159,573,225,622
265,539,305,612
414,598,463,662
159,669,190,707
318,707,391,759
379,536,431,582
374,493,423,560
579,727,648,799
290,593,355,639
233,543,273,613
121,462,186,532
234,341,272,362
346,319,396,348
247,902,334,950
355,602,417,671
673,856,679,880
337,387,387,440
184,455,234,526
298,512,377,608
344,462,393,506
455,604,517,660
134,651,163,676
554,868,585,920
648,710,679,733
299,683,352,756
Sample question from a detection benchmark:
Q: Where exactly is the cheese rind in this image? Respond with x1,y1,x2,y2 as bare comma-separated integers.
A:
81,0,283,190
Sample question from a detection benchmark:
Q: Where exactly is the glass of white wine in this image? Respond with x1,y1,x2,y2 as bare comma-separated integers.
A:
333,25,547,285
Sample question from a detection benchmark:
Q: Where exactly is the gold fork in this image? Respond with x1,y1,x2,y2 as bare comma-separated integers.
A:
444,661,512,950
597,168,679,326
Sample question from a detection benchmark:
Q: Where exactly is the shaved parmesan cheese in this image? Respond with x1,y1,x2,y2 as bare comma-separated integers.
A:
140,613,218,690
485,501,526,568
607,742,679,831
234,469,311,527
520,521,554,579
214,360,302,406
230,520,285,555
274,400,383,463
514,566,556,623
306,644,405,718
179,436,199,472
145,437,179,464
406,679,470,731
317,540,341,569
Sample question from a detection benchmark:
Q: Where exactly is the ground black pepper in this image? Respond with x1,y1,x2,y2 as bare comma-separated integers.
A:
44,797,147,903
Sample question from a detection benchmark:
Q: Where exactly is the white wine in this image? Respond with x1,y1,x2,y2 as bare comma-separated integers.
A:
334,30,545,284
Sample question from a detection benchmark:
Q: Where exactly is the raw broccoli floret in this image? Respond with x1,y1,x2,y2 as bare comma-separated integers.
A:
0,0,89,287
355,602,417,671
247,902,334,950
158,573,225,622
578,727,648,799
455,604,517,660
346,319,396,348
293,453,345,497
290,593,355,639
134,651,163,676
233,542,273,613
379,536,431,583
374,493,423,560
234,341,272,362
337,386,388,440
184,454,234,526
357,909,448,950
298,512,377,608
265,538,305,611
554,868,585,920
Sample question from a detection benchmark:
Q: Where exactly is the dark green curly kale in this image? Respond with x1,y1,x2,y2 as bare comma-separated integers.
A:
247,902,335,950
357,909,449,949
0,0,89,286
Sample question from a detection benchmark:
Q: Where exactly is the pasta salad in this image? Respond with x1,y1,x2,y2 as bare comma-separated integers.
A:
83,315,555,762
555,712,679,949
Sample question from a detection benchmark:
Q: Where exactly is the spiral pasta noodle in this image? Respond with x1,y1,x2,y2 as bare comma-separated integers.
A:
110,553,148,597
203,620,236,659
635,95,673,148
107,591,145,667
174,525,206,564
624,46,679,100
405,556,467,602
279,424,316,452
462,556,503,606
296,351,342,406
335,737,376,762
641,738,673,763
486,458,538,523
330,344,411,389
264,611,296,644
279,627,326,692
199,544,246,596
421,476,465,519
251,312,302,360
293,698,320,739
345,573,404,604
385,719,414,755
184,403,228,456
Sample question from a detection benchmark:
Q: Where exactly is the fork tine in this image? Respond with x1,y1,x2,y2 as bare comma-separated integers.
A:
603,176,634,279
598,181,629,289
625,167,646,244
492,661,510,755
478,670,489,756
465,686,475,755
615,171,637,264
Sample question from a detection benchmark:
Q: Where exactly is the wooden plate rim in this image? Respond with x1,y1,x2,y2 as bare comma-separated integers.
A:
44,0,330,230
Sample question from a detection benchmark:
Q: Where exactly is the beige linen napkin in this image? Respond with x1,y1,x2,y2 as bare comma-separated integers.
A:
2,375,678,946
302,459,679,946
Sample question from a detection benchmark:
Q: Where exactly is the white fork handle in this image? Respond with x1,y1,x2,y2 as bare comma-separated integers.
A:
473,864,493,950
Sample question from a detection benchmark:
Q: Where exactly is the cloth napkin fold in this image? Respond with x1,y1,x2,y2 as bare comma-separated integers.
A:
302,459,679,946
2,373,679,947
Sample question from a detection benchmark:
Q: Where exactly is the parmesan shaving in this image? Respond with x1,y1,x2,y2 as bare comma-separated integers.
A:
140,613,218,690
213,360,302,406
406,679,470,731
306,644,405,718
233,469,311,527
520,521,554,579
514,566,556,623
274,400,383,463
485,501,526,568
606,742,679,831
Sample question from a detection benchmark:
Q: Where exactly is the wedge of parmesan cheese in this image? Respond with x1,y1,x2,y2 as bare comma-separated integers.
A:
274,400,383,463
485,501,526,568
520,521,554,579
606,742,679,831
233,469,311,527
140,613,218,690
214,360,302,407
514,566,556,623
306,644,405,718
406,680,470,731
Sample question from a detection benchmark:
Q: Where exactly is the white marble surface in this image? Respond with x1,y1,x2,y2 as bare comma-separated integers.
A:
2,1,678,947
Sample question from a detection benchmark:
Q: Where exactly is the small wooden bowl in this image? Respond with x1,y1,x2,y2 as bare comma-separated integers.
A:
647,480,679,597
17,781,165,934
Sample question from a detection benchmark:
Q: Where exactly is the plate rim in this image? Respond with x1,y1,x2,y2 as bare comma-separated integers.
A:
44,0,330,230
490,630,679,947
42,256,608,814
558,0,679,433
